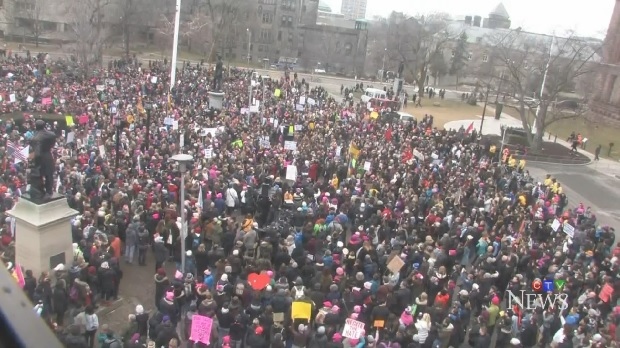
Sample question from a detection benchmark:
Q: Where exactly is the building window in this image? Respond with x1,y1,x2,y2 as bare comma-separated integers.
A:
482,54,488,62
345,43,353,55
288,32,293,42
451,50,455,57
278,31,282,41
262,13,273,24
468,53,472,60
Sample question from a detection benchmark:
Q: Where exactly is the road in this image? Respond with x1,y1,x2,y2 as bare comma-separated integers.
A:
527,164,620,240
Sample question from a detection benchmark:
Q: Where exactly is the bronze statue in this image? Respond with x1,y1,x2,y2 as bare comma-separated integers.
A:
28,120,56,201
212,55,223,91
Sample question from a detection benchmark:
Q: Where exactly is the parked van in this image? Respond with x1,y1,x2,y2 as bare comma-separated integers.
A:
361,88,387,103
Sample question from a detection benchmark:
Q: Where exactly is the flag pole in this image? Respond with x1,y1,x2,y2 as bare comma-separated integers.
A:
535,36,555,121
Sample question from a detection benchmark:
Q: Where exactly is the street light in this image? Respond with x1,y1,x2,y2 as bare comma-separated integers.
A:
144,102,153,150
246,28,251,67
170,153,194,273
114,116,122,170
479,27,521,134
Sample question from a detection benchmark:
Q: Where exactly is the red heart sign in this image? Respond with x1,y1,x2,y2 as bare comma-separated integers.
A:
248,273,270,291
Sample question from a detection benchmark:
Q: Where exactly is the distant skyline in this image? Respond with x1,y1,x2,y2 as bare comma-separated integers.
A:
322,0,615,39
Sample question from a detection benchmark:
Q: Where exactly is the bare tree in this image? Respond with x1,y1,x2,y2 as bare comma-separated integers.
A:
205,0,258,61
115,0,144,57
68,0,112,68
21,0,44,47
157,10,212,54
491,31,600,150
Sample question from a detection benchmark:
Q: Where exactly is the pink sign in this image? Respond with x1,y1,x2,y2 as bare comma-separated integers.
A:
13,264,25,288
41,97,52,105
79,114,89,125
190,314,212,345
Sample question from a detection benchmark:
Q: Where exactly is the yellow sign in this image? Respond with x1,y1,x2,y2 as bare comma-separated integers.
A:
348,144,360,159
370,111,379,119
291,301,312,320
373,320,385,328
274,89,281,97
65,116,74,126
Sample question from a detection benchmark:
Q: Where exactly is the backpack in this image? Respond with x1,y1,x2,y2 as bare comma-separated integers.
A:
69,284,80,301
101,337,122,348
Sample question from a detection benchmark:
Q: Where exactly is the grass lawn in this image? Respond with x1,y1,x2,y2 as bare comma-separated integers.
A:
498,105,620,160
404,99,483,127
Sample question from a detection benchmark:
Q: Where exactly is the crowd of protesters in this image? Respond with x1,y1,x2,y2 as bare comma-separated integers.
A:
0,50,618,348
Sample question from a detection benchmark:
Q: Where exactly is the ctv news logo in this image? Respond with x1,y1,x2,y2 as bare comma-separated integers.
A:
506,278,569,311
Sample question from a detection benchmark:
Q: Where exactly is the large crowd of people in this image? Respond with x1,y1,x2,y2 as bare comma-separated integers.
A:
0,51,618,348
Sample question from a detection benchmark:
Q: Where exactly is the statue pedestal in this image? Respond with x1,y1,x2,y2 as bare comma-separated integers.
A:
8,194,78,277
208,91,225,111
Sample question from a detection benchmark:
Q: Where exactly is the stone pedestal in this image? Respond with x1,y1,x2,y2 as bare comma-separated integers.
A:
208,91,225,111
8,194,78,277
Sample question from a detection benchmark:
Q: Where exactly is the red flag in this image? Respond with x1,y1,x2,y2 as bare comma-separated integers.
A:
385,127,392,142
465,122,474,134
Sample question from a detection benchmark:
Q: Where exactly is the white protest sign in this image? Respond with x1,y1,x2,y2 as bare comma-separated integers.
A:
9,94,15,102
26,96,34,103
284,141,297,151
285,165,297,181
96,85,105,91
342,318,365,339
150,76,158,83
250,105,259,113
205,147,213,158
562,222,575,238
295,104,304,111
307,98,316,105
551,219,561,232
299,96,306,105
259,136,270,148
363,161,371,171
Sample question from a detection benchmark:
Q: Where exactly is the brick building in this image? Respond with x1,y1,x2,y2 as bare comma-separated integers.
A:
588,0,620,126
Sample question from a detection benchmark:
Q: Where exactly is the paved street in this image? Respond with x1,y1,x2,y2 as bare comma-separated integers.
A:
527,164,620,240
96,250,177,339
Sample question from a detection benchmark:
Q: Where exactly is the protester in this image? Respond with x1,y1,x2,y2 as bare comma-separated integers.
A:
0,52,618,348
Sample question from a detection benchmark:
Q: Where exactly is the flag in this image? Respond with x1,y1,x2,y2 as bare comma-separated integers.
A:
385,127,392,142
197,185,203,209
7,141,28,164
56,175,62,193
465,122,474,134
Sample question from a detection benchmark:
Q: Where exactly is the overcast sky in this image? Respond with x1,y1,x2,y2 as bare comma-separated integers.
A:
324,0,615,38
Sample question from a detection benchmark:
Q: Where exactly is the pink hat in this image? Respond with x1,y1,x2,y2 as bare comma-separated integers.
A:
175,270,183,280
267,270,274,278
323,301,332,308
331,305,340,313
332,333,343,342
350,313,359,319
165,291,174,301
336,267,344,275
349,338,359,345
216,193,223,199
353,305,361,313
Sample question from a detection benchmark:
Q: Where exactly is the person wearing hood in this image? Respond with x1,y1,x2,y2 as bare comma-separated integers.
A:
136,223,150,266
153,235,168,271
159,292,179,326
134,304,149,338
62,324,89,348
155,316,179,348
153,268,169,310
98,262,116,302
125,215,140,264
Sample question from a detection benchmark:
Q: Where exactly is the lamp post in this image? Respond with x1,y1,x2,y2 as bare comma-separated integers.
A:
144,102,153,150
114,116,122,170
479,27,521,134
170,153,194,273
246,28,251,67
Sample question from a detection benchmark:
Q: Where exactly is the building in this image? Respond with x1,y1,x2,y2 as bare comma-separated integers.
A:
482,3,511,30
588,0,620,126
340,0,366,21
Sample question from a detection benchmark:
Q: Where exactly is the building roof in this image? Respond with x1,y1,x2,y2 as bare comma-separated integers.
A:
489,3,510,19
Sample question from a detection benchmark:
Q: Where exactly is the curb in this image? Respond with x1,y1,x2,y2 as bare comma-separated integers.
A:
524,159,593,166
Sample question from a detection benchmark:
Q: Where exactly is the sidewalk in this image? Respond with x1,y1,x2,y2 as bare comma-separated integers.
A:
485,106,620,176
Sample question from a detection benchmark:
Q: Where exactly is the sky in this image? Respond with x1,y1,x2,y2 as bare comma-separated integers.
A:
324,0,615,39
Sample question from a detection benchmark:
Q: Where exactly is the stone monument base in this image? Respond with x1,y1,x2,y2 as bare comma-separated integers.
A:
208,91,225,111
8,194,78,277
